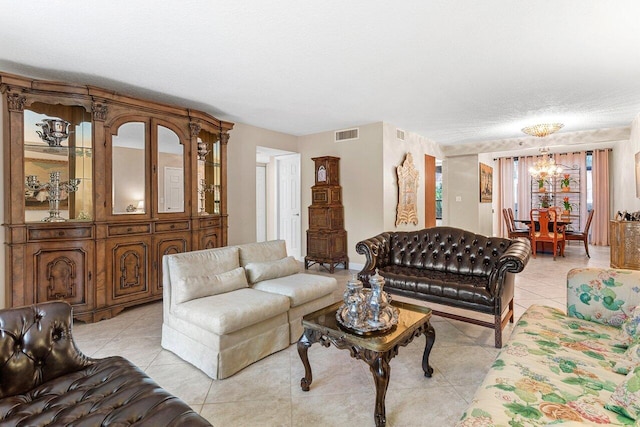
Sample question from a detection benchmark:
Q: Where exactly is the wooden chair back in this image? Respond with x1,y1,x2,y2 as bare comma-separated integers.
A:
530,208,565,260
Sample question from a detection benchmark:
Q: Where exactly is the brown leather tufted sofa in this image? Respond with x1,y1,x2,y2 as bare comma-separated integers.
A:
0,301,211,426
356,227,531,348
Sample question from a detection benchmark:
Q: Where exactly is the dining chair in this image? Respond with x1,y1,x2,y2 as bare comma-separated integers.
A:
530,208,565,260
503,208,529,239
565,210,595,258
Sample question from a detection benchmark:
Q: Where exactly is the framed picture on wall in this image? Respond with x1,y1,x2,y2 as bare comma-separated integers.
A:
636,152,640,198
479,162,493,203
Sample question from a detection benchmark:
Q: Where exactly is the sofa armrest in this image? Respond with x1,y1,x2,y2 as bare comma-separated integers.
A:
356,232,392,276
487,238,531,295
0,301,92,398
567,267,640,326
498,238,531,274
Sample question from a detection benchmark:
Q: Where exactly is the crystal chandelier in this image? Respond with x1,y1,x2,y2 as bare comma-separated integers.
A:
529,148,562,179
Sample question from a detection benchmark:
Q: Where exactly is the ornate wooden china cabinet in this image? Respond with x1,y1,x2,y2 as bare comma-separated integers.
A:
1,72,232,321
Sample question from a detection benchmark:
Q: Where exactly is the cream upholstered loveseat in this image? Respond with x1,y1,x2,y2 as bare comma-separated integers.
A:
161,240,341,379
458,268,640,426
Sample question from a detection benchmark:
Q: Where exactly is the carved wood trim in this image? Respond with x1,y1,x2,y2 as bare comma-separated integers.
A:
189,122,201,137
220,132,230,145
46,256,76,300
91,101,108,121
396,153,419,227
8,93,26,112
120,250,141,289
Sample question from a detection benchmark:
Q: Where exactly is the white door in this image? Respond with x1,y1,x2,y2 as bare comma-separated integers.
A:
163,167,184,212
256,164,267,242
277,154,301,259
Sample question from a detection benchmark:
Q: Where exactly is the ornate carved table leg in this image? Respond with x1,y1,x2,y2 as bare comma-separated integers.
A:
367,353,391,427
297,328,319,391
422,322,436,377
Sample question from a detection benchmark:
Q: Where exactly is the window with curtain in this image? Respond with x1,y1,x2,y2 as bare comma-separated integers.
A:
498,151,603,244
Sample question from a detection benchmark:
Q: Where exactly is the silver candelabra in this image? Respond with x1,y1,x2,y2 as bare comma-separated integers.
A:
198,178,215,215
26,172,81,222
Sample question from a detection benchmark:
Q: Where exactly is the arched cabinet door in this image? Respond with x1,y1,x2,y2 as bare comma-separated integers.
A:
108,120,148,217
154,120,187,218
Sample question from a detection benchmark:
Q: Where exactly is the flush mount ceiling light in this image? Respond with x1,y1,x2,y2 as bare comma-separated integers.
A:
521,123,564,138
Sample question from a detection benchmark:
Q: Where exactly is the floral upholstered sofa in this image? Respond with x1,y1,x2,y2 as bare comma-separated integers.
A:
458,267,640,426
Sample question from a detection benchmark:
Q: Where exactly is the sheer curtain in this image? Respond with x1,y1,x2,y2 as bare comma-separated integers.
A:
517,156,537,220
592,149,611,245
497,157,515,237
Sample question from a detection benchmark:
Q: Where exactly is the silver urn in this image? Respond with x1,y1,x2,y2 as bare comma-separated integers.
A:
36,119,72,147
343,274,365,328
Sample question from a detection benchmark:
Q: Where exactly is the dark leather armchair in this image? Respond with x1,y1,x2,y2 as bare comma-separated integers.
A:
0,301,211,426
356,227,531,347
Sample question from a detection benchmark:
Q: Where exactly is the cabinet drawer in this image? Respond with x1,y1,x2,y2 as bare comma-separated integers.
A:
108,223,151,236
155,221,190,232
28,226,93,241
200,217,221,228
312,187,341,204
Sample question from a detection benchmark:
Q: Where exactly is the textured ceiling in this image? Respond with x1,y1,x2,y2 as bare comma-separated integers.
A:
1,1,639,152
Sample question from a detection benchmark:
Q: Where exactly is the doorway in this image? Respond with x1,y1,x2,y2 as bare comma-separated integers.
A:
256,164,267,242
256,147,301,259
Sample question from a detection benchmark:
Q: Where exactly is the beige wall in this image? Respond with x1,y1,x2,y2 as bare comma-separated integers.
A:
227,123,298,245
612,113,640,213
443,155,480,232
298,123,384,268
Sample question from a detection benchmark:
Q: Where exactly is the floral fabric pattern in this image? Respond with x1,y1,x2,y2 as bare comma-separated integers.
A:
606,365,640,421
458,268,640,426
567,268,640,328
457,305,633,426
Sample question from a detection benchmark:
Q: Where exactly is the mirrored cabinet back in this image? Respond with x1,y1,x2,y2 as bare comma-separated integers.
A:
1,72,233,321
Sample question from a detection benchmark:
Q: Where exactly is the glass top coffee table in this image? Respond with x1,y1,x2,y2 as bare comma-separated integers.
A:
297,300,435,427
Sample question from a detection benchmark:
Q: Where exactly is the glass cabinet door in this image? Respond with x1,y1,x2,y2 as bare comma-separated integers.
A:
157,125,184,213
111,122,146,215
23,103,92,222
196,129,221,215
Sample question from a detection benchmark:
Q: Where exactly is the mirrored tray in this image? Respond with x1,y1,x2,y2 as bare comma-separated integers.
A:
336,300,399,336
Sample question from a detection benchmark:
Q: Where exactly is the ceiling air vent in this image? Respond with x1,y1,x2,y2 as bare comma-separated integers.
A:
396,129,406,141
335,128,359,142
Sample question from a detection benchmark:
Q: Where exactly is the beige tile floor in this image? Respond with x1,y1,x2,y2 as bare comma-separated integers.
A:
73,242,611,426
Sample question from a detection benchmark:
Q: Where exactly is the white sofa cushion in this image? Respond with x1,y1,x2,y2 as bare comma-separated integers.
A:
245,256,299,284
252,273,338,307
238,240,287,266
167,246,243,304
171,288,290,335
173,267,248,304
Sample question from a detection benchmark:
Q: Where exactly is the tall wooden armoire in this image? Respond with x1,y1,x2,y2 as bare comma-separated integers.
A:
304,156,348,273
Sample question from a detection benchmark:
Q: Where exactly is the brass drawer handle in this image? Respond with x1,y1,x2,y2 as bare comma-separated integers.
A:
58,231,65,236
127,227,133,232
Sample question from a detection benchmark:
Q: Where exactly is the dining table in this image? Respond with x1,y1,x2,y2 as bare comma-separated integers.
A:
514,219,571,232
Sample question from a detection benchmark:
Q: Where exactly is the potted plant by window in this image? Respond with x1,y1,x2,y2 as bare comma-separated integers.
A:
540,193,551,208
538,178,546,193
560,174,573,192
562,196,574,215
